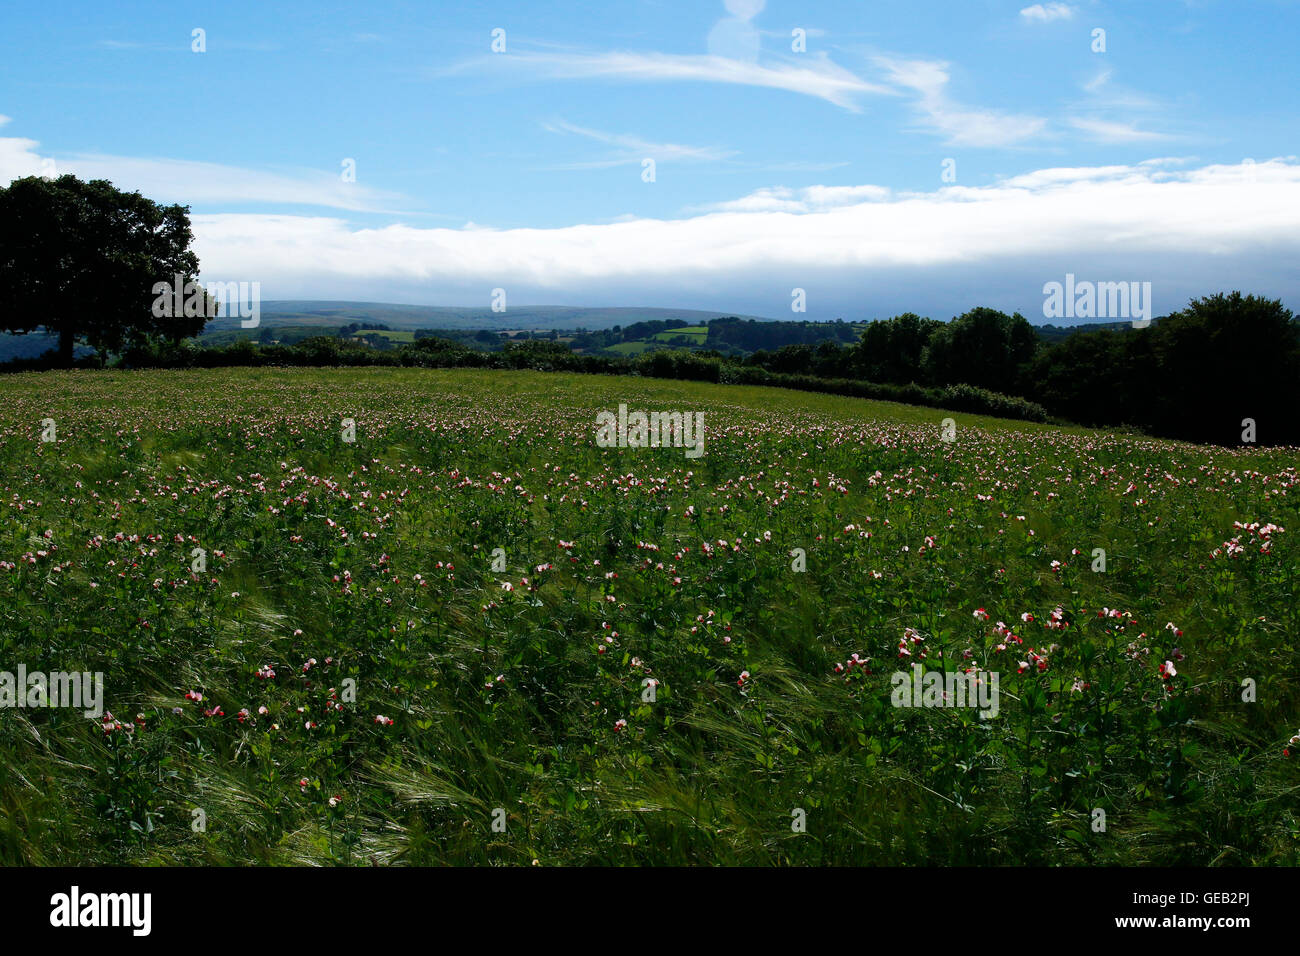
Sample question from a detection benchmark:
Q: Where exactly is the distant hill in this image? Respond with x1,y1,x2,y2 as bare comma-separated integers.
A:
0,331,97,363
202,302,778,334
208,302,1154,338
0,307,1158,364
0,331,62,361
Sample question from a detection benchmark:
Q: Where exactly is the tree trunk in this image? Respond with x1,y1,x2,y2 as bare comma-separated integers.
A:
58,328,74,366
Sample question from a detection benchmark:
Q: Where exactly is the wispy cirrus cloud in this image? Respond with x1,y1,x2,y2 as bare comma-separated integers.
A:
1077,67,1162,111
0,120,410,213
1083,68,1113,94
1067,66,1173,144
1068,117,1171,143
542,120,736,168
97,37,281,52
61,154,407,211
456,49,892,111
874,56,1048,147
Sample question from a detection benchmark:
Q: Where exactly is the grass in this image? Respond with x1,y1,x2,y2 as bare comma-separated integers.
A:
0,366,1296,866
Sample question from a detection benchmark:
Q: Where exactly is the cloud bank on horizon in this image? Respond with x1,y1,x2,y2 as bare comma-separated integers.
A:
1,0,1296,321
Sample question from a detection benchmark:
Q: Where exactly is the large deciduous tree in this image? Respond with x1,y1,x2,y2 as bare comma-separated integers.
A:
0,175,207,365
1146,292,1300,445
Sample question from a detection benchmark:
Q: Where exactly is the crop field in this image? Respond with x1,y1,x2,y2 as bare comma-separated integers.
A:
651,326,709,343
603,341,657,356
0,367,1296,866
355,330,417,344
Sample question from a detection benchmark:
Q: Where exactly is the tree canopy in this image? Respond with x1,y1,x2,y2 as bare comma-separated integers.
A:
0,175,206,364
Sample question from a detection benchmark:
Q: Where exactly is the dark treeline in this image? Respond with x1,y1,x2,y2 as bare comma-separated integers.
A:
5,291,1296,446
739,296,1299,446
567,317,861,353
338,322,392,336
707,317,862,351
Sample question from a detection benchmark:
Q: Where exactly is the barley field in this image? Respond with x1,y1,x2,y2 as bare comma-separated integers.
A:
0,367,1296,865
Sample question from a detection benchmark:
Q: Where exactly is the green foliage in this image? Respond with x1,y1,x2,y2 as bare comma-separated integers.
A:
923,307,1040,393
0,367,1295,865
1027,293,1300,445
0,175,206,364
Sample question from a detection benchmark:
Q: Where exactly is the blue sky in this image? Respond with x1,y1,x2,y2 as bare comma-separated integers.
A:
2,0,1298,320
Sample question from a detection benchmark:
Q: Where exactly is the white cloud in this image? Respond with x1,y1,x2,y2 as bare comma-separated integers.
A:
185,160,1300,318
1020,4,1076,23
709,11,762,61
462,50,891,111
875,56,1048,147
698,183,891,213
800,184,892,206
0,133,47,181
724,0,766,19
1000,165,1147,189
692,186,804,214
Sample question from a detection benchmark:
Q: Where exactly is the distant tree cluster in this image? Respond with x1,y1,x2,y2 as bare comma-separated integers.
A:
567,317,860,354
337,322,392,336
412,327,506,349
707,317,860,350
1027,293,1299,444
743,298,1299,445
